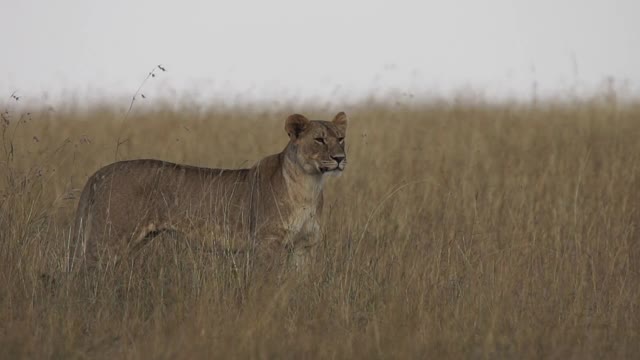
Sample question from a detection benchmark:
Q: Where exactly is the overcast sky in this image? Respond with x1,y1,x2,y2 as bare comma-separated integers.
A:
2,0,638,105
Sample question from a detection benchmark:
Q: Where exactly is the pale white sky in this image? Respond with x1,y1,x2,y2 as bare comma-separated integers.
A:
1,0,639,105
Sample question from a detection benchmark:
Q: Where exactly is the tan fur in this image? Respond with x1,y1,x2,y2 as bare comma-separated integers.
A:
68,112,348,272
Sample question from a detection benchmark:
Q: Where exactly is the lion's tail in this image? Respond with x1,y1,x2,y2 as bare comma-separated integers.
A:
67,176,96,273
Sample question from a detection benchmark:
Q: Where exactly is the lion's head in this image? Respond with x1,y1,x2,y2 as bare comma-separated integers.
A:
285,112,348,176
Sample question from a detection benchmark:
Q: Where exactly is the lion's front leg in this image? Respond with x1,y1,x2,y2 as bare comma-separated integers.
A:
288,219,321,275
290,246,312,272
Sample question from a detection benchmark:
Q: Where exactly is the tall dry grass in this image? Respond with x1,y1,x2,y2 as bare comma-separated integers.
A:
1,98,639,359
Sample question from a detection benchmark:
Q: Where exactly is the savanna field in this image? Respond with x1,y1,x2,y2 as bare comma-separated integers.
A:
1,98,639,358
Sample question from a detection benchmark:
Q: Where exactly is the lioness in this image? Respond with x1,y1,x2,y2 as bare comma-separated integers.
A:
68,112,347,272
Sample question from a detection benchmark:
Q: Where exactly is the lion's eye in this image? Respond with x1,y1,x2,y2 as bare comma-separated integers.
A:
338,137,345,144
314,137,325,144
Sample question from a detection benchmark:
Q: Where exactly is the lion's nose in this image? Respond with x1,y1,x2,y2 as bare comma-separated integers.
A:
331,155,345,164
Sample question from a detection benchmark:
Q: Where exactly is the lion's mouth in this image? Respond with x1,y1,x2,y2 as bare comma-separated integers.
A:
318,158,346,174
319,166,341,173
319,162,346,173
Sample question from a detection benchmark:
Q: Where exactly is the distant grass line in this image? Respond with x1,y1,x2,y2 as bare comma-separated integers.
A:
1,99,639,359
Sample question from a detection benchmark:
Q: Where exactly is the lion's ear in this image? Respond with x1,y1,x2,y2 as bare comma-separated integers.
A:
285,114,310,139
332,112,347,133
